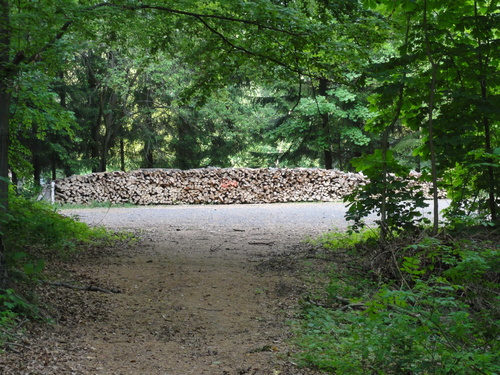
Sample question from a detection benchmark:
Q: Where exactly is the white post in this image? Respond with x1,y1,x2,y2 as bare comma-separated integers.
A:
51,181,55,204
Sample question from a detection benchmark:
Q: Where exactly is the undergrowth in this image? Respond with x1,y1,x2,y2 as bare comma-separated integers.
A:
0,194,130,350
294,228,500,374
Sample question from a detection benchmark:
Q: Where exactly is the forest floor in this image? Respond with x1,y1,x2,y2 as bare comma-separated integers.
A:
1,203,359,375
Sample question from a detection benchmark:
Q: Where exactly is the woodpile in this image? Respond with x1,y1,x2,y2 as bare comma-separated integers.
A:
54,168,362,205
53,168,443,205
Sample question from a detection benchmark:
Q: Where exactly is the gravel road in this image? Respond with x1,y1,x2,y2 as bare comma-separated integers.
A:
66,202,355,230
64,202,374,256
65,200,447,237
64,200,448,260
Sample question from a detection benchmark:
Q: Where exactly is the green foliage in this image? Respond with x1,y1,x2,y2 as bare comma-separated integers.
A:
270,87,373,169
4,195,102,253
310,228,378,252
0,192,127,348
344,149,429,237
1,193,120,285
443,148,500,226
0,289,39,318
362,0,500,225
0,307,17,348
295,234,500,374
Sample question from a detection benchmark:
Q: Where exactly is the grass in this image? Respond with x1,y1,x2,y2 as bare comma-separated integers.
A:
56,201,138,209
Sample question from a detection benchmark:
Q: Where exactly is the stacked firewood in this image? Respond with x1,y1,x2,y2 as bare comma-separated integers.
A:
54,168,363,205
54,168,443,205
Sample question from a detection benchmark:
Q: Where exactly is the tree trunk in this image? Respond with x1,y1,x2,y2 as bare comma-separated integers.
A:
32,125,42,187
143,142,154,168
0,80,9,211
86,53,103,173
423,0,440,235
323,150,333,170
318,78,332,169
91,101,102,172
51,159,57,181
100,89,118,173
100,139,107,172
475,1,497,223
480,81,497,222
33,155,42,187
120,138,125,172
0,0,11,291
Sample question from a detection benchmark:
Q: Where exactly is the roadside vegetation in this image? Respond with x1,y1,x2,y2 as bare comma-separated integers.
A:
291,143,499,373
294,217,499,374
0,192,125,351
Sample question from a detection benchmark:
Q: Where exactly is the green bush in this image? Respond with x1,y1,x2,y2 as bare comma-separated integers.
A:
4,195,109,252
295,235,500,374
1,195,119,283
310,229,379,253
344,149,430,239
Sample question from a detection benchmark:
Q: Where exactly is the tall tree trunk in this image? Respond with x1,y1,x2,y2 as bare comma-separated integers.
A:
85,52,103,173
480,87,497,222
323,150,333,170
0,83,10,290
423,0,440,235
51,160,57,181
143,141,154,168
91,103,102,172
0,78,9,211
33,155,42,187
475,0,497,222
120,138,125,172
379,129,390,243
31,125,42,187
0,0,11,291
100,137,108,172
101,89,118,172
380,74,406,243
336,133,343,171
318,78,333,169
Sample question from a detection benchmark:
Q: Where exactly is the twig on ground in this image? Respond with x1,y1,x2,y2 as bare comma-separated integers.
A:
45,281,122,294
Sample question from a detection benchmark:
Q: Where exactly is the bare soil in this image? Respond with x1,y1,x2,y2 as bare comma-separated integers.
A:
1,203,349,375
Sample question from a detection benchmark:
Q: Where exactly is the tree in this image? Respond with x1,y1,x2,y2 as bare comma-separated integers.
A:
0,0,10,289
253,0,386,169
348,0,499,237
267,77,373,169
10,70,76,185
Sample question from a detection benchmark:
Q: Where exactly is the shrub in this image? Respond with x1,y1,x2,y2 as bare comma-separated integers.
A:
295,234,500,374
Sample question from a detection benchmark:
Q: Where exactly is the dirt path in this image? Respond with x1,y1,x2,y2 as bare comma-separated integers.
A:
2,203,352,374
69,203,345,374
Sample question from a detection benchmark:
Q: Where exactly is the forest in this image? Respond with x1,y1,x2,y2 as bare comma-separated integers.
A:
0,0,499,373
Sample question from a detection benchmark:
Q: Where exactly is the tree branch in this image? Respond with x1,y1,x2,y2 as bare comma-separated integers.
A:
15,3,111,66
193,15,304,76
46,281,122,294
107,2,306,37
13,1,308,78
